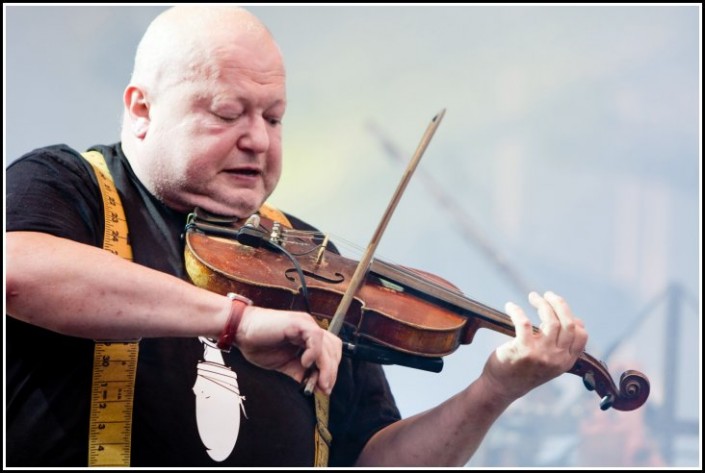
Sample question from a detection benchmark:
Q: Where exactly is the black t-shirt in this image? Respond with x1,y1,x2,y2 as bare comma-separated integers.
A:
6,143,401,467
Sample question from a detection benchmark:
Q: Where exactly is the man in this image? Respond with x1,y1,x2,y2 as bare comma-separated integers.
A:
6,5,588,466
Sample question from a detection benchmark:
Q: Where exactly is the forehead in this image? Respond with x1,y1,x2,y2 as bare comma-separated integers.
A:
191,35,284,87
212,51,285,85
177,72,285,116
202,64,286,106
160,42,285,106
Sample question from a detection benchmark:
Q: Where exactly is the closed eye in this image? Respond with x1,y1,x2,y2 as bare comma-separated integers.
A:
214,113,239,123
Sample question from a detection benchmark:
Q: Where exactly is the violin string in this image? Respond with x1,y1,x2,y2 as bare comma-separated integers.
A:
283,229,475,301
220,220,476,308
277,228,327,257
380,262,464,298
275,227,497,316
274,227,511,327
285,246,321,257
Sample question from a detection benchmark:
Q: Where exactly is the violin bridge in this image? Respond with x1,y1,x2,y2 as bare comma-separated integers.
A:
315,234,330,265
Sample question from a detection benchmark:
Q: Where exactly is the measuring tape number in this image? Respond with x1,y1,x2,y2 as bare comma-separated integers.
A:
82,151,138,467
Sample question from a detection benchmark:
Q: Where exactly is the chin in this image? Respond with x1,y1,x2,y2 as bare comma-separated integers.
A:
170,188,266,218
203,199,262,219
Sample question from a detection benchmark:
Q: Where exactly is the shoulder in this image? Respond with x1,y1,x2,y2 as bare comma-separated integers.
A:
10,143,83,165
7,143,98,183
7,144,101,196
6,144,105,241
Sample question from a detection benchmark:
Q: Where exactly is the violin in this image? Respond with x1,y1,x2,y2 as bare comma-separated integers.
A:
183,209,650,412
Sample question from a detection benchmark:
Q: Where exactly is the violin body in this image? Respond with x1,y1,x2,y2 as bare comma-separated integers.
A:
184,216,467,357
184,210,650,412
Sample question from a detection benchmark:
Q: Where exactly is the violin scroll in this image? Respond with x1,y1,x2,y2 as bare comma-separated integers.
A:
570,352,650,412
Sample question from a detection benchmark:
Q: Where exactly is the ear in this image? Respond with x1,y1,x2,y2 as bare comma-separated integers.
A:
124,85,151,139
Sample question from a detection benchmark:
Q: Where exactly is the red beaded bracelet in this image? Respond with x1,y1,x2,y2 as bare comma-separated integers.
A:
216,292,253,351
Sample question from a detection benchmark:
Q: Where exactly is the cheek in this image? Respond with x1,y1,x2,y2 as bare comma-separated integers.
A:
182,156,221,185
268,132,283,164
265,144,283,186
181,137,232,177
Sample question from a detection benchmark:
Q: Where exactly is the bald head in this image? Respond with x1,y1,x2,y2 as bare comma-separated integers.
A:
130,6,283,96
120,5,287,216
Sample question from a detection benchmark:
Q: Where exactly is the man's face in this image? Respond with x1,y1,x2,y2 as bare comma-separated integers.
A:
139,39,286,217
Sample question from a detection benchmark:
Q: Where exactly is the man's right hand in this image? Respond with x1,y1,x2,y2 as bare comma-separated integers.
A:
234,307,342,395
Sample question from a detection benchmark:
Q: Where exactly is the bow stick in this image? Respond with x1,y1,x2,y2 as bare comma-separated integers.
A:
303,108,446,395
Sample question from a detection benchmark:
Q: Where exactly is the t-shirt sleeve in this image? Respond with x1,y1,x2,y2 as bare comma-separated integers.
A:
6,145,103,246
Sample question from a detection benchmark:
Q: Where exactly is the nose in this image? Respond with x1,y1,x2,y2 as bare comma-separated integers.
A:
237,115,270,154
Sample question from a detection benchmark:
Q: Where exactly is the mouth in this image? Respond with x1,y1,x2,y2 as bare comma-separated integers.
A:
224,167,262,178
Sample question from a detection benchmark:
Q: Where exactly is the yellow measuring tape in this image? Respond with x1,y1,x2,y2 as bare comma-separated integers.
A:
251,206,331,467
82,151,138,467
80,153,330,466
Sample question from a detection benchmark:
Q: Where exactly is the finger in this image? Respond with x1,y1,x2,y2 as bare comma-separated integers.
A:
505,301,532,342
572,319,589,356
299,332,322,395
298,326,323,370
543,291,578,351
315,334,342,395
545,292,589,356
302,369,319,395
528,291,560,342
299,328,340,395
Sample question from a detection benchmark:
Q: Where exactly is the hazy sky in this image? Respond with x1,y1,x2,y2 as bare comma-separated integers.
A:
5,4,701,467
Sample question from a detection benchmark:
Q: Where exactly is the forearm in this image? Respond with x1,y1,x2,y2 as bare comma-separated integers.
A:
355,374,513,467
6,231,228,340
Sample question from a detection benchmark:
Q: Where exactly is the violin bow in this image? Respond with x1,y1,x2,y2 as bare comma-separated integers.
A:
303,108,446,395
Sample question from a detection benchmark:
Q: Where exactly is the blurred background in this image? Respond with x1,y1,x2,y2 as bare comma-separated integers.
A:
5,4,701,467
